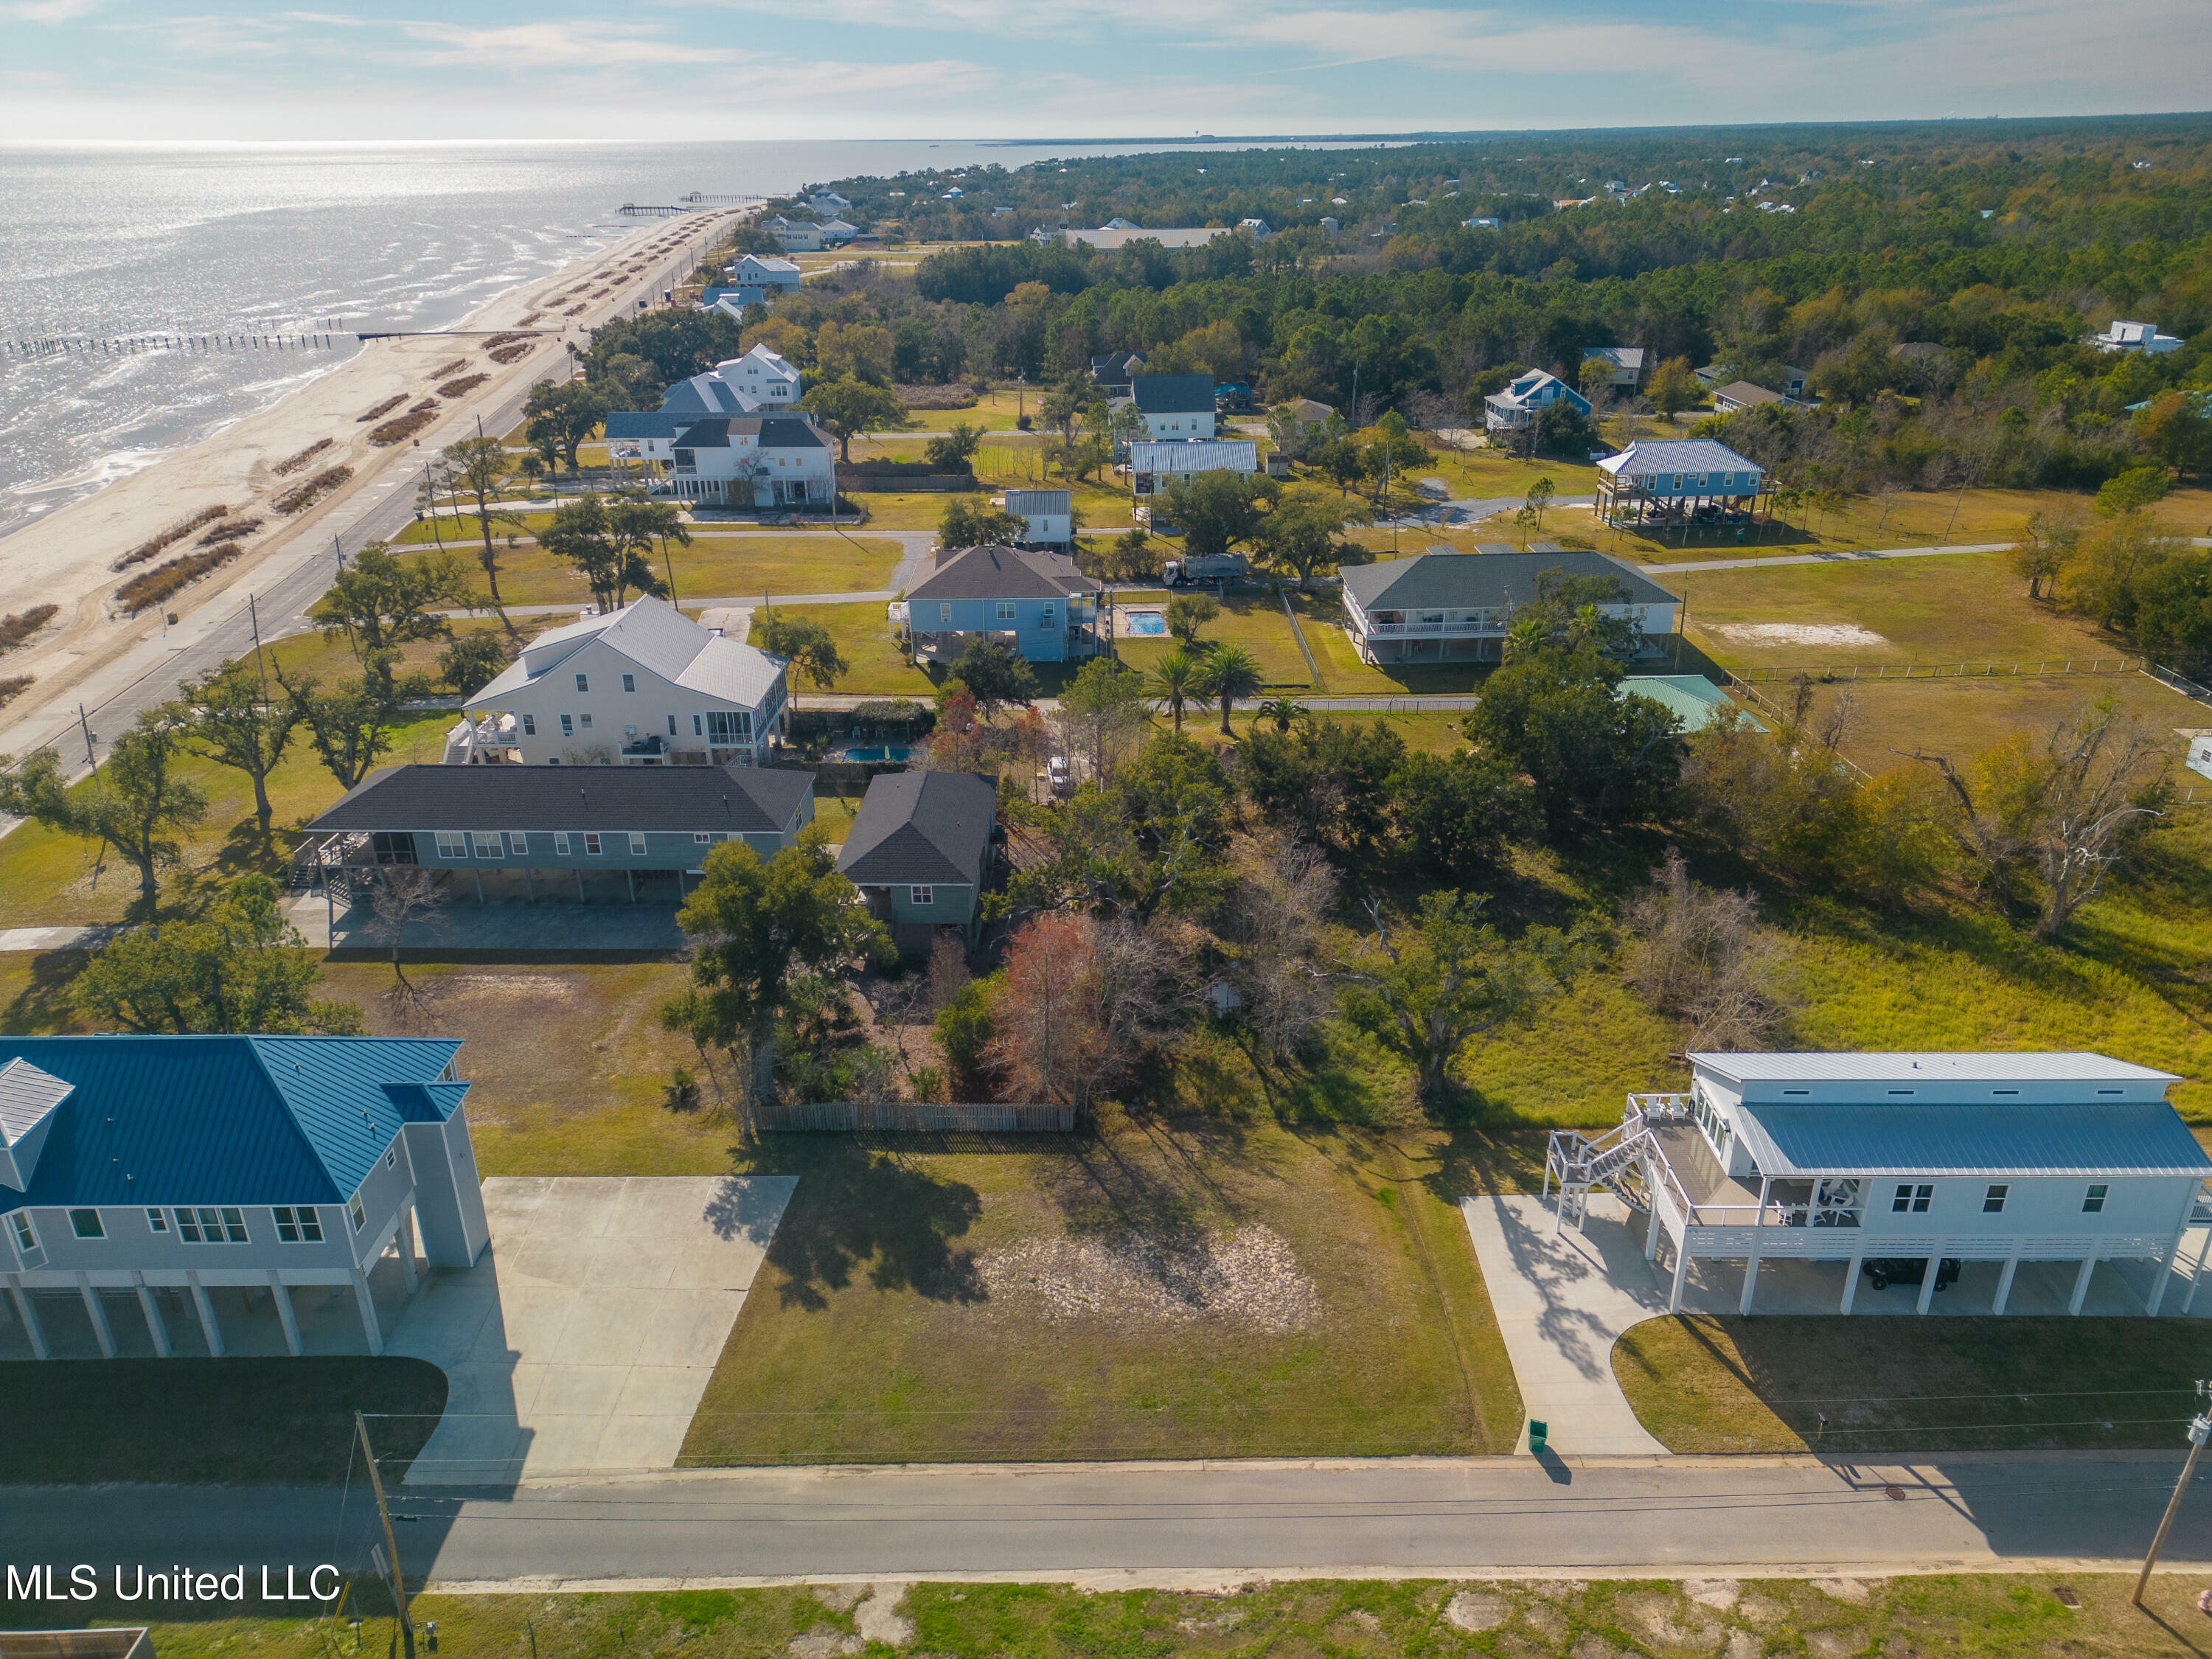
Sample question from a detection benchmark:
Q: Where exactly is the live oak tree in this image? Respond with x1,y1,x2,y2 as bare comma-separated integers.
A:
608,495,694,601
0,712,208,905
179,658,300,834
799,375,909,462
310,543,476,692
541,493,661,613
435,437,528,619
524,379,609,476
659,840,891,1134
749,611,848,709
74,875,362,1035
1337,891,1596,1105
275,664,409,792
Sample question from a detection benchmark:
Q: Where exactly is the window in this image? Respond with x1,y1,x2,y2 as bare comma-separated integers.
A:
694,832,713,845
1672,473,1683,489
554,832,571,855
2083,1183,2109,1214
667,715,678,737
996,600,1016,621
584,832,603,855
911,885,933,906
2096,1088,2124,1096
1885,1089,1915,1096
692,714,703,737
473,831,501,858
349,1192,366,1232
1983,1183,2009,1214
1782,1088,1809,1096
706,710,752,743
175,1208,201,1242
580,714,594,730
508,832,529,856
574,673,589,692
436,831,468,858
146,1207,167,1232
177,1207,248,1243
939,602,953,625
628,832,647,855
1040,602,1056,627
386,1149,397,1171
70,1208,104,1239
1992,1089,2019,1096
523,714,537,737
7,1211,38,1264
1892,1183,1933,1214
622,673,636,692
274,1206,324,1243
560,714,574,737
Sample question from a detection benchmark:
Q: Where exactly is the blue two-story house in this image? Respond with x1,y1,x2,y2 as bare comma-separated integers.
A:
1594,438,1772,527
1,1035,487,1362
892,544,1102,665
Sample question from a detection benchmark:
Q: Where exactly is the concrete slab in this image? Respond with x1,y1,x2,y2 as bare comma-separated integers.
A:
1460,1193,1671,1458
391,1174,797,1487
315,886,689,956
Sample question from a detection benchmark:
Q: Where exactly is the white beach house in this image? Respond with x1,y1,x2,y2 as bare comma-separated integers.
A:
1546,1051,2212,1318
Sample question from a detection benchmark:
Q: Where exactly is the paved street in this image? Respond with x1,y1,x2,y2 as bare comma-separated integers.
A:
11,1455,2211,1588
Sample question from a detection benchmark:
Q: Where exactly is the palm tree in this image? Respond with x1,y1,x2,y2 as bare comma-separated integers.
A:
1149,650,1200,734
1197,644,1263,737
1255,697,1307,732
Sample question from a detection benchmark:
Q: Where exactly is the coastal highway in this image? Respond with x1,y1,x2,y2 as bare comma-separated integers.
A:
7,1455,2208,1589
1,212,739,781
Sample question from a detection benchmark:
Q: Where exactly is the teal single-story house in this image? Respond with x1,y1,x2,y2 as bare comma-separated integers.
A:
302,762,815,906
892,544,1102,665
835,771,997,955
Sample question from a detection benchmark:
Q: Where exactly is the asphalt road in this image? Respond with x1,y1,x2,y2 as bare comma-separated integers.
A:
11,1456,2211,1590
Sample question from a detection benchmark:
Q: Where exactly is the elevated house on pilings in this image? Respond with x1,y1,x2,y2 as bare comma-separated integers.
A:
1545,1052,2212,1318
1593,438,1771,532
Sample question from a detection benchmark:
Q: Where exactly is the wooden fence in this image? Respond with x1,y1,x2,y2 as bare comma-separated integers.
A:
757,1102,1076,1133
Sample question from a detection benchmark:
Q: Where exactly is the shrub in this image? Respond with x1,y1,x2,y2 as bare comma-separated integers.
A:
368,411,439,447
114,505,229,571
114,541,250,613
272,465,353,513
271,438,333,477
0,604,59,653
0,675,30,711
437,374,489,399
358,394,406,422
933,978,995,1093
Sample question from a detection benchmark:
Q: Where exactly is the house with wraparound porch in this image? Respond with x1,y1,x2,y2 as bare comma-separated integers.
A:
1545,1051,2212,1318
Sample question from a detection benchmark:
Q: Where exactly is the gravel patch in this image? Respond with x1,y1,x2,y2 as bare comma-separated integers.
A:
1706,622,1888,648
978,1225,1320,1332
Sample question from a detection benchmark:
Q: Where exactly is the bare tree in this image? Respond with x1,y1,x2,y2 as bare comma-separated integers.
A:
1620,848,1793,1052
1224,830,1339,1060
1812,687,1860,756
1907,700,2167,936
368,864,445,995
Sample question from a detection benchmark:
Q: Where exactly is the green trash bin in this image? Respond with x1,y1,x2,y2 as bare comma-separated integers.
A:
1527,1419,1548,1454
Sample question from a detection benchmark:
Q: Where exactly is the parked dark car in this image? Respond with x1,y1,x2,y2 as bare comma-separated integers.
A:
1861,1256,1961,1291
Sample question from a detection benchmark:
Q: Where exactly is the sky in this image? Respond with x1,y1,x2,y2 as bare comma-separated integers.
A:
1,0,2207,143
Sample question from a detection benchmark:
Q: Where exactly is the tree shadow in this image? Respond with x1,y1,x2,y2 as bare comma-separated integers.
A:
1417,1125,1550,1208
742,1139,985,1311
0,948,91,1035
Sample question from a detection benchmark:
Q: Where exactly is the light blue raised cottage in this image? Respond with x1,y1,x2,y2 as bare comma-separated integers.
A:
894,543,1102,665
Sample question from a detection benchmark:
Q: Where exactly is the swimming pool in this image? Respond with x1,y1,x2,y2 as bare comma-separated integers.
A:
1124,610,1166,636
839,745,914,763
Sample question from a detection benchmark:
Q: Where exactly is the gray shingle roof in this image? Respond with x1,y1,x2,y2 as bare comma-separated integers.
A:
307,764,813,835
1340,551,1679,613
837,771,995,888
671,417,826,451
1132,374,1216,414
906,544,1092,603
606,412,687,441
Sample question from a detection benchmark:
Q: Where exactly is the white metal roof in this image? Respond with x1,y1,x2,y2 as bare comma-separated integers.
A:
0,1057,72,1144
470,596,785,711
1691,1051,2180,1083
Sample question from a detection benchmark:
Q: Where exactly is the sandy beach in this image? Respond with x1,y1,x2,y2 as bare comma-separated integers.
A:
0,206,749,757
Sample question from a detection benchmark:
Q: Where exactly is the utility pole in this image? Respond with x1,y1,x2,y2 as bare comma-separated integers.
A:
355,1412,417,1659
248,592,270,701
333,533,346,571
2135,1383,2212,1606
77,704,97,771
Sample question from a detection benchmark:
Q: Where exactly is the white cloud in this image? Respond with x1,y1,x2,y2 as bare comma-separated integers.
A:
394,21,741,66
1,0,97,20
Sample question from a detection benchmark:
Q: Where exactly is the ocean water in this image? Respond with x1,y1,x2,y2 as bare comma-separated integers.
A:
0,139,1174,540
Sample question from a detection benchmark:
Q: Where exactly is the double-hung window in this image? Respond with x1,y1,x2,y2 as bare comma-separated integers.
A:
7,1211,39,1267
2083,1183,2109,1214
176,1207,248,1243
580,713,594,730
560,714,575,737
348,1192,366,1232
436,831,468,858
522,714,537,736
473,831,501,858
583,832,603,856
554,832,572,855
508,832,529,856
1983,1183,2008,1214
628,832,647,855
1892,1183,1933,1214
996,600,1016,621
574,672,590,692
911,885,933,906
622,673,636,692
274,1206,324,1242
146,1207,168,1233
69,1208,103,1239
1040,602,1055,628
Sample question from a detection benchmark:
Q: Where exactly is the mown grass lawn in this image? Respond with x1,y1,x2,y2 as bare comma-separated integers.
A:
48,1573,2211,1659
768,599,935,696
392,533,902,608
682,1110,1520,1464
1110,591,1315,687
0,1357,445,1485
1615,1313,2212,1454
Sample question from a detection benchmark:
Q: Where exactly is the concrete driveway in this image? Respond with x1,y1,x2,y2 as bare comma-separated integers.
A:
1460,1192,1669,1458
391,1175,796,1486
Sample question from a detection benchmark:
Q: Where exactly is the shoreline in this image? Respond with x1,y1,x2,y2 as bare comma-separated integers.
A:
0,206,749,763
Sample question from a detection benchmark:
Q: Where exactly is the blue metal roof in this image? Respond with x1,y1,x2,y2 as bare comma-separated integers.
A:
1736,1102,2212,1177
0,1035,464,1214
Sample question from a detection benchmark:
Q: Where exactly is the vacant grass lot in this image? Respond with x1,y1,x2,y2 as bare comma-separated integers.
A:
0,1357,444,1484
771,599,934,695
1818,673,2194,771
1615,1313,2212,1454
38,1575,2210,1659
0,709,452,930
393,534,901,607
682,1113,1520,1464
